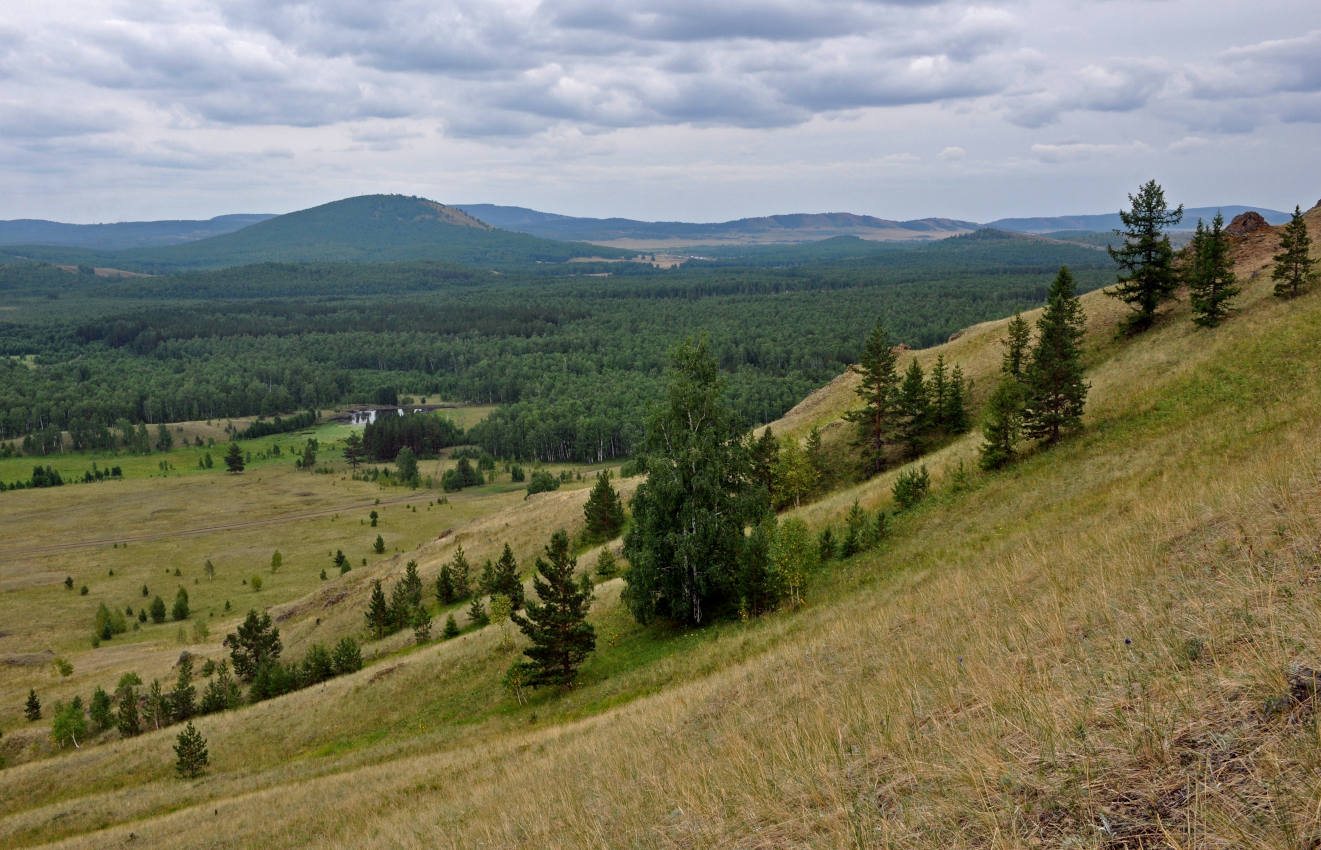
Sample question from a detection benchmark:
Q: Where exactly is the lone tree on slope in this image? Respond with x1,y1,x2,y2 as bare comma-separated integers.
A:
1108,179,1183,331
1272,205,1317,298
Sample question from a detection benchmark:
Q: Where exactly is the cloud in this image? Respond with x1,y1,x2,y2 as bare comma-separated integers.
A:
1030,140,1151,163
938,145,967,160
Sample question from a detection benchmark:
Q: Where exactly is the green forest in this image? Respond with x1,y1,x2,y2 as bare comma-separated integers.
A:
0,229,1113,462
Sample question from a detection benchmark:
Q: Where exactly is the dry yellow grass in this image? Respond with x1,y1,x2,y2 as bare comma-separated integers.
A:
1,209,1318,848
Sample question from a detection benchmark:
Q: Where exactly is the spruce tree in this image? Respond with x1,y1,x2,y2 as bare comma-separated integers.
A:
582,471,626,542
149,594,167,623
224,442,245,473
174,721,209,778
25,688,41,721
926,354,949,431
510,530,596,689
1023,266,1089,444
895,358,930,459
979,376,1025,471
1187,212,1240,327
1272,205,1317,298
442,613,460,638
365,580,391,639
1107,179,1183,330
844,319,901,475
342,432,365,469
1001,311,1031,381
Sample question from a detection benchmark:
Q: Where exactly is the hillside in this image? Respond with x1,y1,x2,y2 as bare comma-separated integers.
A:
456,204,978,248
0,204,1318,847
0,196,630,271
0,215,275,250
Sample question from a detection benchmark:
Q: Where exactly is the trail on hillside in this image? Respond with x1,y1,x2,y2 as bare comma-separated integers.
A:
0,491,441,558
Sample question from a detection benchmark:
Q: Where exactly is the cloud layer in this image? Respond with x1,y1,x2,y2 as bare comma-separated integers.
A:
1,1,1317,221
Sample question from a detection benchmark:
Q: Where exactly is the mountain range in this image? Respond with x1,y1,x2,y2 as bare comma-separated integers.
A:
0,196,1294,264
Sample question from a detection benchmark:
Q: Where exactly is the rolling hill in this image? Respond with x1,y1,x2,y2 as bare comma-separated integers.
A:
0,195,631,272
1,200,1317,847
456,204,979,248
0,214,276,250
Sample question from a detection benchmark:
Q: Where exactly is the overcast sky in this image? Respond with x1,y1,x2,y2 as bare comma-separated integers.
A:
2,0,1318,224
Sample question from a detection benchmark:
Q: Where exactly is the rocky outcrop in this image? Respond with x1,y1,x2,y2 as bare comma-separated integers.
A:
1226,211,1269,236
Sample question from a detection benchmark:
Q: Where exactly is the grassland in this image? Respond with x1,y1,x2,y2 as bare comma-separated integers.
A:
1,210,1318,848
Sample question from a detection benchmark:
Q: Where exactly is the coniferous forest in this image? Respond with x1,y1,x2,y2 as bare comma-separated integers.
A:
0,230,1113,461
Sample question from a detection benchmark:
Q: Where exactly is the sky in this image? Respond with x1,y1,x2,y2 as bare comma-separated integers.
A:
1,0,1318,224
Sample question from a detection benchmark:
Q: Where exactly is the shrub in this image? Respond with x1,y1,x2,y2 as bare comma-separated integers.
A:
892,465,931,511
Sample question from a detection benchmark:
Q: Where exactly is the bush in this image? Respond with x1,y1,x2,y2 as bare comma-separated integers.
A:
892,465,930,511
525,469,559,498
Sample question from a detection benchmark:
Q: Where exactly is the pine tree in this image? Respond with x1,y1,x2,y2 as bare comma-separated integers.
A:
844,319,901,475
466,595,489,627
170,655,197,722
926,354,949,431
510,530,596,689
89,686,113,733
490,544,524,610
1187,212,1240,327
174,721,209,779
331,637,362,674
1107,179,1183,331
25,688,41,721
149,594,167,623
115,673,142,737
749,428,780,501
365,580,390,639
224,442,245,473
895,359,930,459
979,376,1025,471
1023,266,1089,444
401,560,423,610
1001,311,1031,381
436,563,456,605
373,534,386,554
450,545,472,600
342,432,365,469
172,586,190,621
200,660,242,714
223,610,282,681
841,501,867,558
1272,205,1317,298
942,365,970,434
582,471,626,542
442,613,460,638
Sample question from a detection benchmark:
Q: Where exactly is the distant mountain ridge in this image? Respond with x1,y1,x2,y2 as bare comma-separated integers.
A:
456,204,979,247
0,195,629,272
986,205,1291,234
0,214,275,250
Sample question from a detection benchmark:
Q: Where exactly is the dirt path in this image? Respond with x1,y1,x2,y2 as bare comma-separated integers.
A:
1,492,440,558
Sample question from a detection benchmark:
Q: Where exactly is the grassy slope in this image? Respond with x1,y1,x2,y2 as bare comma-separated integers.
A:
2,209,1319,848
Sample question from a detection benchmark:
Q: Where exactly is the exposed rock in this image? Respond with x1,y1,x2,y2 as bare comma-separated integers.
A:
1226,211,1269,236
893,343,911,352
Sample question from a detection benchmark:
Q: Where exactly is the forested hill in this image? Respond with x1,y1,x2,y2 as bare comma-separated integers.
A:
0,214,275,250
987,205,1290,233
455,204,977,245
0,195,630,272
